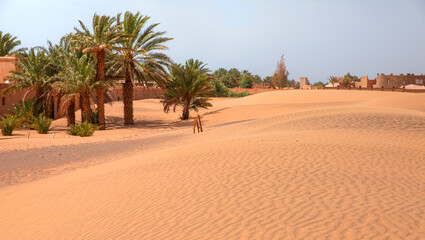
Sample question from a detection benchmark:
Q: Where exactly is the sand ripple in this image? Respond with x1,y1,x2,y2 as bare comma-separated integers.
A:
0,90,425,239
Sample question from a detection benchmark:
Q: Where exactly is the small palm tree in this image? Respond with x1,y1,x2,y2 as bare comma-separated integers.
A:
72,13,122,129
5,47,56,116
0,31,24,56
110,11,172,125
162,59,213,120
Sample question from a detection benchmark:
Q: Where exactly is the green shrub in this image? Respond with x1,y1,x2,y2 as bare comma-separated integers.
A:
227,90,250,98
82,109,99,125
0,114,21,136
67,121,100,137
10,98,42,129
31,114,52,134
212,79,250,98
212,79,229,97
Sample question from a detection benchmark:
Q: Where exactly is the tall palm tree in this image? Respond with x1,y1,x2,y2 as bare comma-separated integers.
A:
0,31,23,56
50,35,98,125
5,47,56,116
162,59,213,120
72,13,122,129
111,11,172,125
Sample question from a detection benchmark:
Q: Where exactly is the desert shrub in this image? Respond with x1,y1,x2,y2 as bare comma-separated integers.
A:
0,114,21,136
31,114,52,134
227,90,250,98
212,79,250,98
67,121,100,137
10,98,42,129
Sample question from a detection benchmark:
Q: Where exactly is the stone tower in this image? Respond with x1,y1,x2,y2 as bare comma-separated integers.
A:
300,77,309,89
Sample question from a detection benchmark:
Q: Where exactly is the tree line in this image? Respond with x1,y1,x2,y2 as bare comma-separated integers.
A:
0,12,298,135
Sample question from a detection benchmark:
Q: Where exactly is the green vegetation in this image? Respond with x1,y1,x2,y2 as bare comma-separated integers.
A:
227,90,250,97
72,14,122,129
67,122,100,137
328,76,339,85
0,31,23,56
211,68,262,90
5,11,172,129
10,98,43,129
287,79,300,89
4,11,266,133
31,114,52,134
5,47,57,118
109,11,172,125
313,81,326,89
342,73,360,86
0,114,21,136
162,59,213,120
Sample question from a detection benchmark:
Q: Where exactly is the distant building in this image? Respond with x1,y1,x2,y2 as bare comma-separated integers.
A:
375,73,425,89
300,77,309,89
360,76,376,88
326,73,425,89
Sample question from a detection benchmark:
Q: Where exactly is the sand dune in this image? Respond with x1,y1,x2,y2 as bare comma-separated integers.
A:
1,90,425,239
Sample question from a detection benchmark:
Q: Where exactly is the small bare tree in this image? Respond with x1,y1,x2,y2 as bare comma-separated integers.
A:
272,54,289,89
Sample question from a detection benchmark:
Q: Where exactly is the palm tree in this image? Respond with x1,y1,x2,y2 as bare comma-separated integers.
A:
111,11,172,125
162,59,213,120
328,76,339,86
50,35,99,125
56,54,99,125
5,47,57,116
72,13,122,129
0,31,23,56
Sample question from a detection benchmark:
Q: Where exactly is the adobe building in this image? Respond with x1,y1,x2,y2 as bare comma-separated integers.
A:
360,76,376,88
375,73,425,89
0,55,21,116
0,55,17,83
300,77,309,89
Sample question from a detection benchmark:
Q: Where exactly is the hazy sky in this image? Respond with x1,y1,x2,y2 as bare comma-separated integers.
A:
1,0,424,83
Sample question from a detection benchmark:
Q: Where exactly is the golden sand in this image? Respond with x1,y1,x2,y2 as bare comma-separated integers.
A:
1,90,425,239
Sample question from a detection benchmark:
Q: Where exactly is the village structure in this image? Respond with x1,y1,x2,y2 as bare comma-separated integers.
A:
323,74,425,90
2,55,425,118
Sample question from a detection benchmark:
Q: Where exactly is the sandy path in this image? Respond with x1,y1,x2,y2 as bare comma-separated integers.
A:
1,90,425,239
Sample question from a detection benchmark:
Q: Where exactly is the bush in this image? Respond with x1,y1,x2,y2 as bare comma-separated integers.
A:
82,109,99,124
31,114,52,134
212,79,229,97
0,114,21,136
67,121,100,137
10,98,42,129
227,90,250,98
212,79,250,98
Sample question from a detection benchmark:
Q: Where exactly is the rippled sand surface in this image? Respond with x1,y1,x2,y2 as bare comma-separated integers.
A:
1,90,425,239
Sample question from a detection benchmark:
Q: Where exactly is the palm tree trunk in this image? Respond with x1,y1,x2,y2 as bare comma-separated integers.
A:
96,50,106,130
67,97,76,126
35,87,46,115
35,87,43,103
182,98,190,120
123,66,134,125
81,90,91,123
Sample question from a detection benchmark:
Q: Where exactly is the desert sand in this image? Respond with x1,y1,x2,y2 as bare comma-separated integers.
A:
1,90,425,239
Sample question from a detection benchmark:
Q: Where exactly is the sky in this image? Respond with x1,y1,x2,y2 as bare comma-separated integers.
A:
1,0,425,83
